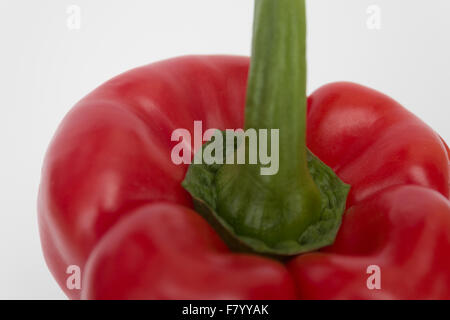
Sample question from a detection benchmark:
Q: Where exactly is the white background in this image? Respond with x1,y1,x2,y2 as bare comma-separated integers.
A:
0,0,449,299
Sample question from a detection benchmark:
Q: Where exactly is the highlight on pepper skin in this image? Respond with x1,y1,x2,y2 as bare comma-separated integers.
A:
36,0,450,301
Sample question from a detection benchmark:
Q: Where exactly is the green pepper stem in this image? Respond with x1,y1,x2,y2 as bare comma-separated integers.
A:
183,0,350,254
245,0,312,186
213,0,323,246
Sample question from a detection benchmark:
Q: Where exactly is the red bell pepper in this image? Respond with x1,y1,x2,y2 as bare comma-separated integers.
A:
38,0,449,299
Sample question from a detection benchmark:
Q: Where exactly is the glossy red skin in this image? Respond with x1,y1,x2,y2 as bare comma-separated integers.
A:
38,56,450,300
81,203,296,300
289,186,450,299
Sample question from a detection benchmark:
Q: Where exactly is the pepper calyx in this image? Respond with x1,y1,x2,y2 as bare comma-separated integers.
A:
182,135,350,258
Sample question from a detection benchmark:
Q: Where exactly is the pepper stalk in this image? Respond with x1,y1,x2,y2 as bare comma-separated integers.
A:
183,0,350,257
